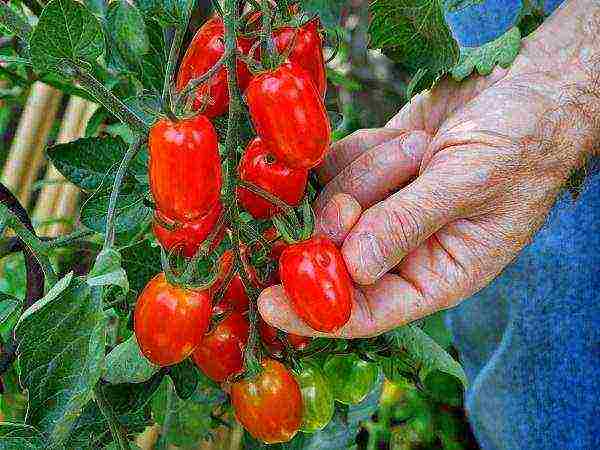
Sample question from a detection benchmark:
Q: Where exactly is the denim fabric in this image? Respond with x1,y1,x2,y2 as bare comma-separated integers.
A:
442,3,600,450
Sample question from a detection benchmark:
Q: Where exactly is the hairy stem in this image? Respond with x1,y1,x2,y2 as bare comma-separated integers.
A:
94,384,131,450
103,138,145,251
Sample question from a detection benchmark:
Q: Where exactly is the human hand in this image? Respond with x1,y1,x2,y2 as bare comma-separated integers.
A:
258,0,600,338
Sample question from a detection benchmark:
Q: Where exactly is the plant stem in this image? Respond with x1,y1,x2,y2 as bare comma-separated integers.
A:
163,27,185,118
94,384,131,450
175,52,229,110
157,379,175,450
45,229,95,249
237,180,296,218
103,138,145,251
66,62,149,134
0,3,32,42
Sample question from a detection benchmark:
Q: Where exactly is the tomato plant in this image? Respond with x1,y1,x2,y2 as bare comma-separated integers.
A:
324,354,380,405
295,361,335,433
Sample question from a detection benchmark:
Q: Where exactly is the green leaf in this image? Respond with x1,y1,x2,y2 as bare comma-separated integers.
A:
47,136,134,192
118,239,161,305
301,0,347,28
80,182,152,235
29,0,105,73
104,334,159,384
369,0,459,93
87,248,129,296
451,27,521,81
135,0,194,27
0,292,21,326
14,275,106,447
169,359,199,400
0,423,44,450
106,1,149,70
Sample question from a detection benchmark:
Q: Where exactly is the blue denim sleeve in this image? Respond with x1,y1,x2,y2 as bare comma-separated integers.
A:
444,0,565,47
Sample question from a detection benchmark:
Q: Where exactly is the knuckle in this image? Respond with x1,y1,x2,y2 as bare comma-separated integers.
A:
378,203,423,257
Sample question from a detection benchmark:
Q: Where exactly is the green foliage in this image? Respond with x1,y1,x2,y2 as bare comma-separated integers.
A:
117,239,161,304
29,0,104,73
169,358,201,400
451,27,521,81
0,292,20,326
15,274,106,448
369,0,459,94
88,248,129,295
106,1,150,72
0,424,45,450
104,334,159,384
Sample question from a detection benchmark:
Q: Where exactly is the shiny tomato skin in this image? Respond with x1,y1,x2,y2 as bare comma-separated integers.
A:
192,311,249,382
176,17,252,117
134,273,212,366
296,362,335,433
274,17,326,97
237,137,308,219
153,201,223,258
210,251,250,315
323,354,380,405
246,62,331,169
231,359,303,443
279,235,352,332
259,320,310,356
149,114,221,222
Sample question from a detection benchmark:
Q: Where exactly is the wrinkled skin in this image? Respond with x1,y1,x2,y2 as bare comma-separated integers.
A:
134,273,211,366
153,201,223,258
237,137,308,219
192,311,249,382
279,235,353,332
259,2,600,337
246,61,331,169
274,17,327,97
176,16,252,117
231,358,303,444
149,114,221,222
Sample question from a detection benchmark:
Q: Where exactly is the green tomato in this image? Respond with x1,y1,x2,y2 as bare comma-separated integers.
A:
323,354,379,405
295,362,335,433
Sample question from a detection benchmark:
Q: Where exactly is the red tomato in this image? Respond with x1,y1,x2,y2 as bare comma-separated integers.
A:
259,320,310,356
279,235,352,332
211,251,250,315
134,273,211,366
192,311,249,382
177,16,253,118
237,137,308,219
149,114,221,222
246,62,331,169
153,201,223,258
231,358,302,443
274,17,326,97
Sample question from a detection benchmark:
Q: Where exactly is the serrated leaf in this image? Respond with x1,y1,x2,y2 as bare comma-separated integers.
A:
106,0,149,71
0,293,21,325
88,248,129,296
47,136,135,192
0,423,44,450
369,0,459,93
29,0,105,73
451,27,521,81
15,276,106,447
104,334,159,384
80,183,152,235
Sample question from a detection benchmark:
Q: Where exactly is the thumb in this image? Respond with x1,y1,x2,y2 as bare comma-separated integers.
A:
342,171,464,285
314,193,362,246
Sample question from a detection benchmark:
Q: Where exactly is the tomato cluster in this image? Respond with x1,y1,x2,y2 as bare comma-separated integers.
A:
134,5,360,443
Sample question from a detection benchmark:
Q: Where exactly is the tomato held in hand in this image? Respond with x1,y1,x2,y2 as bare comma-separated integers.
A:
237,137,308,219
279,235,352,332
295,362,334,433
323,354,379,405
149,114,221,222
177,16,252,118
192,311,249,382
259,319,310,356
231,359,303,443
274,17,326,97
134,273,211,366
246,62,331,169
153,201,223,258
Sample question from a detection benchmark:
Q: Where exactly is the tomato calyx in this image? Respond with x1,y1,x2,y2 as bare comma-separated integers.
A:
271,197,315,245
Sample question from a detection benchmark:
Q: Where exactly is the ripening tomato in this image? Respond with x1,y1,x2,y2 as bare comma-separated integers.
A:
237,137,308,219
176,16,253,117
259,319,310,356
192,311,249,382
149,114,221,222
295,362,335,433
274,17,326,97
231,359,303,443
211,251,250,315
279,235,352,332
134,273,211,366
323,354,379,405
153,201,223,258
246,62,331,169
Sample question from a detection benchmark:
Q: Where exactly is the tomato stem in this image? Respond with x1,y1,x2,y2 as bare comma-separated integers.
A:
163,27,185,121
94,383,131,450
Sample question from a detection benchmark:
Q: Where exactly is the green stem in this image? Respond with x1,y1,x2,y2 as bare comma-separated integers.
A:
175,51,229,110
94,384,131,450
163,27,185,118
237,180,296,218
66,62,149,134
103,138,145,251
0,3,32,42
158,379,176,450
45,229,95,249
